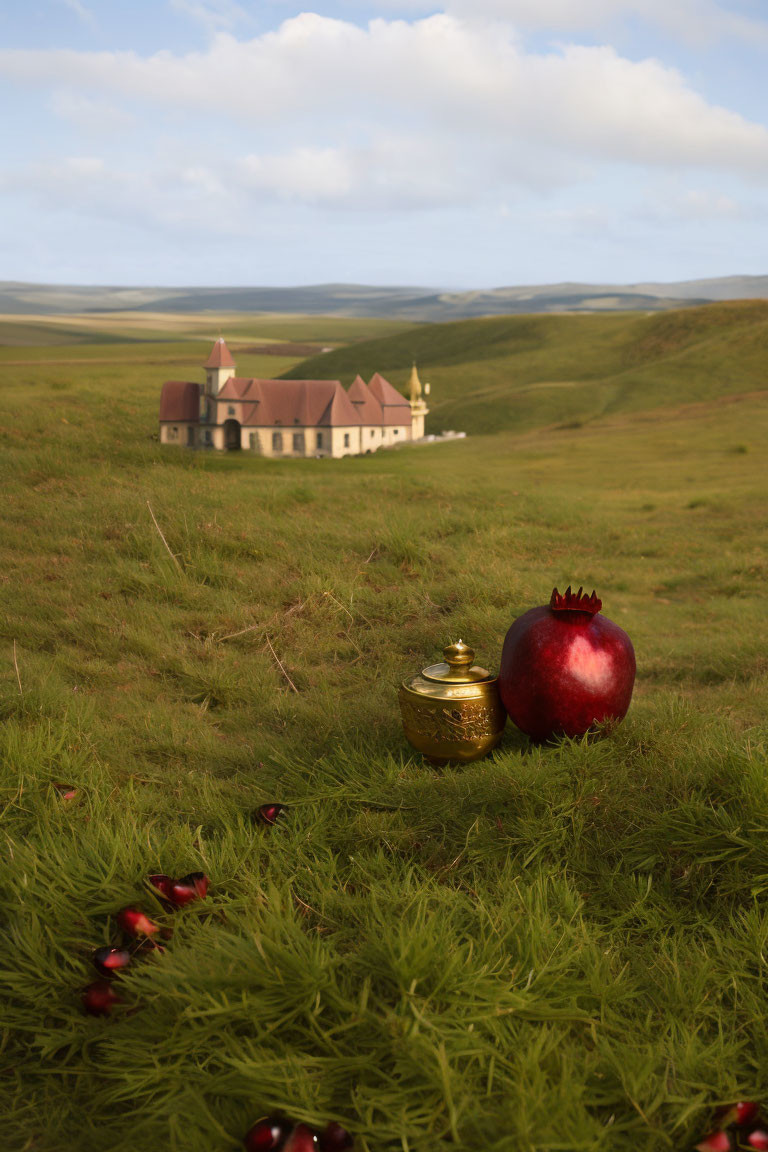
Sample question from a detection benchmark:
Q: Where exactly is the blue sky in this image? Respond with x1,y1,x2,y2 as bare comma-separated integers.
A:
1,0,767,287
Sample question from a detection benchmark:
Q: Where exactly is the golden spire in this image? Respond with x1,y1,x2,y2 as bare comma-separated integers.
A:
408,362,422,404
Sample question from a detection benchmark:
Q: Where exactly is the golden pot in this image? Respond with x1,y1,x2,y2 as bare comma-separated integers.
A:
399,639,506,765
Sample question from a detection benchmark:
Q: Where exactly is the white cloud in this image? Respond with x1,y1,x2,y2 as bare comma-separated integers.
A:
50,90,135,135
1,10,767,237
0,156,246,236
1,13,766,188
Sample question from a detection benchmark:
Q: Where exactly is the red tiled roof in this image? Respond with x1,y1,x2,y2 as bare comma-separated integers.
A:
348,375,384,424
368,373,412,426
159,380,200,422
217,378,363,427
204,337,235,369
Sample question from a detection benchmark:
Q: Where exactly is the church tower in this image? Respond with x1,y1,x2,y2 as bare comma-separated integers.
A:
408,363,429,440
204,337,236,395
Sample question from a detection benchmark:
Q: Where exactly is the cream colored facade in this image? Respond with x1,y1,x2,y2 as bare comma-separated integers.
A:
159,342,428,458
160,422,197,447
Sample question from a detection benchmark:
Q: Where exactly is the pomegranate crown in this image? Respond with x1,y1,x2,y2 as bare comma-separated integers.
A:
549,585,602,615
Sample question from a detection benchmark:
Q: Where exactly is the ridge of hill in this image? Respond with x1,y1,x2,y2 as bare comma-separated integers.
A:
2,275,768,319
281,300,768,436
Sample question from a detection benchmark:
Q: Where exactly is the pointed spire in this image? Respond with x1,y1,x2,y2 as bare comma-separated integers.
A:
204,337,235,369
408,362,422,403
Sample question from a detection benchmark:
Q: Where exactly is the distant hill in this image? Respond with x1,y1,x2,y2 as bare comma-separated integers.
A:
2,276,768,320
281,299,768,436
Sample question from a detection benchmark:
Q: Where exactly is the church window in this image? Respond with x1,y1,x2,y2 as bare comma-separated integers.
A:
344,433,350,448
171,426,178,437
370,429,375,438
249,433,257,450
316,432,323,449
227,406,236,416
272,431,283,452
293,432,304,453
394,428,400,435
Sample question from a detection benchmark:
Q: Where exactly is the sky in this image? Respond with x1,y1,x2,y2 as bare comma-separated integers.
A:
1,0,767,288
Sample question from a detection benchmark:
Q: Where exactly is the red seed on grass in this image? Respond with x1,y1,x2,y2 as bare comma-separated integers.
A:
53,783,78,800
717,1102,761,1127
93,946,132,978
169,871,209,906
147,873,174,900
747,1132,768,1150
82,980,123,1016
243,1115,292,1151
257,804,284,826
116,908,160,937
318,1121,353,1151
696,1133,733,1152
283,1126,318,1152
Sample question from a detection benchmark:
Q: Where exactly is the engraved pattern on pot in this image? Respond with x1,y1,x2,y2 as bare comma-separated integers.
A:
400,698,500,743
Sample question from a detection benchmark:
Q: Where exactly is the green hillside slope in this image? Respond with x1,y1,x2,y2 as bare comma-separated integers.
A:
281,300,768,435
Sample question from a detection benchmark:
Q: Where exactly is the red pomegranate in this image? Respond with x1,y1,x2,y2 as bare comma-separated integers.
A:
82,980,123,1016
499,586,636,743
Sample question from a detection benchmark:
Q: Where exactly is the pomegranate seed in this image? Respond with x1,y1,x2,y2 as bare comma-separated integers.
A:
82,980,123,1015
318,1121,353,1151
53,783,78,800
116,908,160,937
283,1126,318,1152
169,872,209,906
717,1102,761,1127
93,946,132,978
257,804,284,826
696,1133,733,1152
147,874,174,900
243,1115,292,1150
747,1132,768,1150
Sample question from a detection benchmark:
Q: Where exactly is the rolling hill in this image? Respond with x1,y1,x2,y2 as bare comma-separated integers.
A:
2,275,768,319
281,300,768,436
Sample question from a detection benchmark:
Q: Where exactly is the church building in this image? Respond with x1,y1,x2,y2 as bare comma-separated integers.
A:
159,338,430,458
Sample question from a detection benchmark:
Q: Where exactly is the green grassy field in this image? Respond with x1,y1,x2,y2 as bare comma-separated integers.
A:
283,300,768,437
1,308,767,1152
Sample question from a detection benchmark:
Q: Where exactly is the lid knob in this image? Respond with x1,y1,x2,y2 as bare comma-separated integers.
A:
443,639,475,670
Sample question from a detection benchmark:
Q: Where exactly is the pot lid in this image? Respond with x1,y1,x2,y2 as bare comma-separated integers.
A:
421,640,494,685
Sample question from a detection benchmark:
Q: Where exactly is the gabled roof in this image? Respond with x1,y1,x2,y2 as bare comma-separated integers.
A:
204,337,235,369
159,380,200,422
348,375,384,423
217,378,363,427
368,373,412,425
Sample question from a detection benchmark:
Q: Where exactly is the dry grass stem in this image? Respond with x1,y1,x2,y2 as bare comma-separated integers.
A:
146,500,183,571
265,633,299,693
12,639,22,695
217,623,262,643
